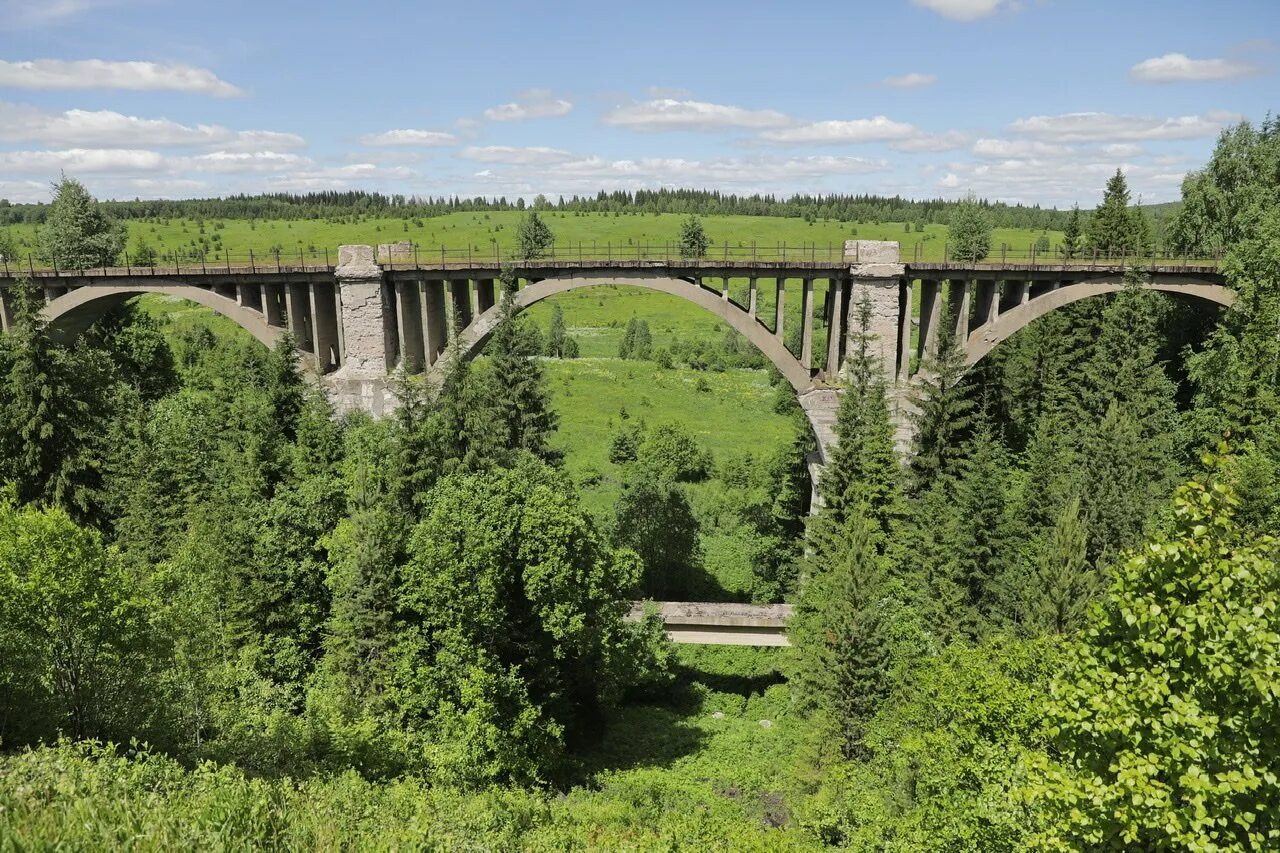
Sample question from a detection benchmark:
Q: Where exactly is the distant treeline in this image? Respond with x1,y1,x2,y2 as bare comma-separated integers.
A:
0,188,1133,230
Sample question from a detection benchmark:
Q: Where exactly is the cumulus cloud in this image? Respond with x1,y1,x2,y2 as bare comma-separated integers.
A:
760,116,917,144
892,130,970,152
934,155,1190,206
971,138,1073,158
1009,111,1229,142
0,147,166,174
0,103,305,150
910,0,1014,22
1130,52,1262,83
0,58,243,96
483,88,573,121
459,146,578,165
881,72,937,88
359,128,458,146
602,99,792,132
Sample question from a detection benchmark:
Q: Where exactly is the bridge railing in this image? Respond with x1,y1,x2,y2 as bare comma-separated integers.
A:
0,241,1226,278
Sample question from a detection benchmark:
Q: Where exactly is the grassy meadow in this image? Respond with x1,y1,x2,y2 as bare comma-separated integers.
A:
2,210,1062,265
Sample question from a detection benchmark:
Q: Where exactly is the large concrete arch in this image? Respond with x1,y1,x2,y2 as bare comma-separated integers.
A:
42,282,285,350
454,272,815,393
965,275,1236,368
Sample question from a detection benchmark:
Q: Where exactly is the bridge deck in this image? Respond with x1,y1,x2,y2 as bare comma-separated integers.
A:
626,601,794,647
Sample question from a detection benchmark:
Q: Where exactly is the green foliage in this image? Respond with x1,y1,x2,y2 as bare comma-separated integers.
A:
0,283,116,524
638,421,713,482
1086,169,1148,256
618,316,654,359
393,457,662,784
37,176,126,269
791,512,892,760
806,636,1061,851
1027,468,1280,851
1022,496,1099,635
679,214,709,258
0,499,152,744
1061,204,1082,258
515,210,554,259
948,194,992,262
543,303,578,358
612,460,702,599
909,303,974,491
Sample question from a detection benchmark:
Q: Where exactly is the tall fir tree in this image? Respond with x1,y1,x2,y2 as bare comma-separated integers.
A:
909,302,975,491
791,510,892,760
1061,204,1082,259
819,292,904,539
1023,495,1098,635
482,272,559,464
1087,169,1139,256
37,176,126,270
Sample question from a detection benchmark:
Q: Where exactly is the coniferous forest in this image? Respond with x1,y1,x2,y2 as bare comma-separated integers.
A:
0,119,1278,850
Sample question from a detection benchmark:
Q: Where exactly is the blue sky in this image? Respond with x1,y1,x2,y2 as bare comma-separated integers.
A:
1,0,1276,207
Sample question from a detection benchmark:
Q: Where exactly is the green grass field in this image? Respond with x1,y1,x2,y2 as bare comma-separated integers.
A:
3,210,1061,265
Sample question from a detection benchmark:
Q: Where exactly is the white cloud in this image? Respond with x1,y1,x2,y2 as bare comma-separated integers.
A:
1130,52,1261,83
760,116,917,144
482,88,573,121
645,85,691,98
892,130,970,152
459,146,577,165
971,138,1073,158
0,0,122,29
1009,111,1228,142
910,0,1013,22
934,156,1190,206
1102,143,1143,158
938,172,961,188
186,151,310,173
881,72,937,88
0,103,305,150
359,128,458,146
603,98,792,132
0,147,166,174
0,59,242,96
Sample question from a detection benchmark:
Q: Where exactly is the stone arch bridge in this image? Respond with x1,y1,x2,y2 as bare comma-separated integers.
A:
0,242,1230,463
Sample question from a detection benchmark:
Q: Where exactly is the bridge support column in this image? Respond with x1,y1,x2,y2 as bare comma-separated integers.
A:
844,240,913,455
748,277,758,319
774,277,786,340
824,277,844,376
448,279,472,331
423,279,447,365
309,281,341,372
396,279,425,373
476,278,497,314
286,283,312,354
322,245,395,416
800,277,815,370
261,284,285,327
918,279,941,366
949,279,971,341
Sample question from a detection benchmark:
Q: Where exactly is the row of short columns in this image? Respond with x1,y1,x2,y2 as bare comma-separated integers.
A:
390,277,498,375
230,280,342,373
912,277,1065,370
712,275,847,377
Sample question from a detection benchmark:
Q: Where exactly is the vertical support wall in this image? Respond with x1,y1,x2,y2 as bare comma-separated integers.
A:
323,244,394,416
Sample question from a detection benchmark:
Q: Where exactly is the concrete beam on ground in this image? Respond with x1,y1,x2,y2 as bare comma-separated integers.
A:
626,601,793,647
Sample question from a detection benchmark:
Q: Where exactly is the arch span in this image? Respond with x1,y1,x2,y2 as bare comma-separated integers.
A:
43,282,285,351
454,272,814,393
964,275,1236,368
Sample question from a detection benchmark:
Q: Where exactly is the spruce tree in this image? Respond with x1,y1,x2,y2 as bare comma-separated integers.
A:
0,282,114,523
679,215,709,258
544,303,576,358
1087,169,1138,256
819,292,903,540
950,419,1014,635
515,210,554,259
1061,204,1082,259
1024,495,1097,634
37,176,126,270
791,510,892,760
481,273,559,463
948,194,992,262
909,304,974,491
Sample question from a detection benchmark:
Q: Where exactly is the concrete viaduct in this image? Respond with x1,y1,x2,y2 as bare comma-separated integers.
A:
0,241,1231,464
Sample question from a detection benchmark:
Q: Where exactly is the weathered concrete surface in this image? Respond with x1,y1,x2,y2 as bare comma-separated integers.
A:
325,245,394,415
627,601,793,646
